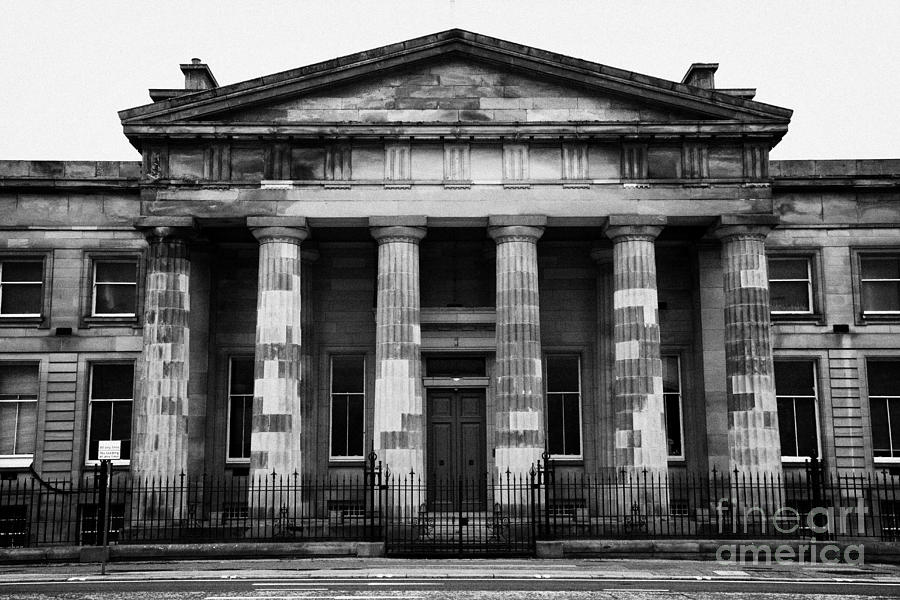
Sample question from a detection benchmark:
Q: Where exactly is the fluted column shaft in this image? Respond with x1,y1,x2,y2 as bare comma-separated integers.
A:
249,225,309,484
371,225,427,478
300,250,318,477
591,248,615,472
489,225,545,474
604,223,668,475
133,227,191,483
716,224,782,474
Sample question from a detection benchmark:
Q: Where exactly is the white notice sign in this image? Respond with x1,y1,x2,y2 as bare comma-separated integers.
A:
97,440,121,460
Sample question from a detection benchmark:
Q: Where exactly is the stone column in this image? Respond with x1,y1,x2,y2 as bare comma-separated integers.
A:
604,216,668,477
713,215,782,475
133,223,193,489
247,217,309,498
590,247,615,473
488,215,546,475
299,249,319,478
370,218,427,481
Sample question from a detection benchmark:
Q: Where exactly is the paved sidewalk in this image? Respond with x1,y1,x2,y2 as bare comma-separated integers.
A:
0,557,899,584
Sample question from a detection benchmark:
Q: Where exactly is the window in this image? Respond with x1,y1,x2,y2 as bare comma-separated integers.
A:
0,365,38,464
330,356,365,460
662,355,684,458
869,359,900,460
546,355,582,458
774,360,819,460
0,260,43,317
860,256,900,315
86,363,133,462
227,357,254,463
769,257,813,314
91,261,138,316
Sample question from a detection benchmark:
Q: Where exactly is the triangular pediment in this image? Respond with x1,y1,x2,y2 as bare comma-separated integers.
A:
120,30,792,126
203,57,709,124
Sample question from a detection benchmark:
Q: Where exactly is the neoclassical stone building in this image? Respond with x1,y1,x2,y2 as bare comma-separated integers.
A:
2,30,899,496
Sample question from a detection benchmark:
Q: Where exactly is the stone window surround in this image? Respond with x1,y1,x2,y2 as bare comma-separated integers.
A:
766,248,825,324
0,358,46,470
852,248,900,323
214,346,253,472
225,354,253,465
84,360,136,467
772,356,823,464
80,250,145,328
328,353,367,464
544,353,584,461
77,354,138,469
0,250,53,328
861,353,900,465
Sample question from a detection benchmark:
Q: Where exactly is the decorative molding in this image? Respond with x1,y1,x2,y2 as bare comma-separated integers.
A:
443,143,470,181
502,143,529,180
385,142,411,181
326,143,352,181
743,143,769,179
621,143,648,179
682,142,708,179
562,142,589,180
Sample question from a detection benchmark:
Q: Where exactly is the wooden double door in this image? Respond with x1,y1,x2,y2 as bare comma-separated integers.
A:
426,388,487,510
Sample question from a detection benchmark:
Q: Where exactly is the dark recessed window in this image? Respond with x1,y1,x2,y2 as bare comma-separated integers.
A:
0,364,39,458
662,355,684,458
869,359,900,459
87,363,133,462
861,256,900,315
92,261,138,316
425,357,486,378
330,356,365,459
774,360,819,459
546,355,582,458
0,260,43,317
227,357,254,462
769,257,813,314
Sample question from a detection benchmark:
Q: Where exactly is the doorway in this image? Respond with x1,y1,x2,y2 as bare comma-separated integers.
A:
426,388,487,511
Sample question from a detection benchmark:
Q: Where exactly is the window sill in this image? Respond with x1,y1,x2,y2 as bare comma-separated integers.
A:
781,457,816,465
82,316,140,328
0,316,46,328
329,459,366,468
859,313,900,324
874,457,900,464
0,457,33,469
84,460,130,468
771,313,823,324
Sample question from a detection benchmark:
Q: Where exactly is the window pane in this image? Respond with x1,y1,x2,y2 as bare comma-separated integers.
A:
891,399,900,455
88,402,113,460
774,360,815,396
770,281,810,312
563,394,581,455
228,397,248,459
242,397,252,458
871,398,891,457
861,257,900,280
778,398,798,456
794,397,818,457
230,358,254,395
665,393,682,456
546,395,564,455
662,356,680,393
0,365,39,396
547,356,579,392
1,283,42,315
1,262,42,282
95,262,137,283
347,395,365,457
14,402,36,455
862,281,900,312
91,364,134,399
110,402,132,459
0,404,17,454
332,356,364,393
869,361,900,397
94,284,136,314
330,397,348,456
769,258,809,280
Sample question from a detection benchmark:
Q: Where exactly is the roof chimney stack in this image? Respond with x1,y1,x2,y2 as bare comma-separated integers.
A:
681,63,718,89
180,58,219,91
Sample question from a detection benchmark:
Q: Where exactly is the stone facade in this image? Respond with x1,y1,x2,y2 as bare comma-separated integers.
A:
1,31,899,511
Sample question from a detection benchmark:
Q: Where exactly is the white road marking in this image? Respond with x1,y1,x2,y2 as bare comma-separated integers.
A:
207,597,423,600
714,570,749,576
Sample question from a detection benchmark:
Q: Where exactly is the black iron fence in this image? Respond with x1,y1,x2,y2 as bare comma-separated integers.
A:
2,457,900,554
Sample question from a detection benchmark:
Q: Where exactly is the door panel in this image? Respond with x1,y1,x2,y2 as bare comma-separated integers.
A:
426,388,486,510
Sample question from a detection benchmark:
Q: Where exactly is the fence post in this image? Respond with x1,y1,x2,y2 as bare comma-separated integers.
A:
99,459,112,574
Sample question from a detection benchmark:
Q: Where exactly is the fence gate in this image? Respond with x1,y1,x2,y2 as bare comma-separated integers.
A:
383,471,535,556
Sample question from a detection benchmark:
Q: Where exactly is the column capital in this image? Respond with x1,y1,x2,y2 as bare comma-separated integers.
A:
370,225,427,245
135,217,197,243
603,215,666,242
248,216,309,244
712,214,779,242
488,225,544,244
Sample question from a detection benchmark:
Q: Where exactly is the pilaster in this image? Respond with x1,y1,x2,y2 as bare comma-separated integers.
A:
590,247,615,473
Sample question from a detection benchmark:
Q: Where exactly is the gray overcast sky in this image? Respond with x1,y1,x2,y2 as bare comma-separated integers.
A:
2,0,898,161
